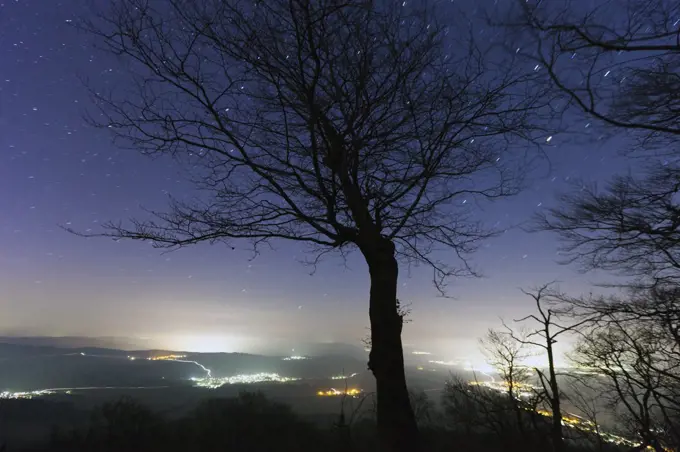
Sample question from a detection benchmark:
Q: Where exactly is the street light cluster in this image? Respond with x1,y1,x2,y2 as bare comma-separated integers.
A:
472,380,665,450
330,373,358,380
147,354,187,361
282,355,307,361
191,373,299,389
316,388,362,397
0,389,55,399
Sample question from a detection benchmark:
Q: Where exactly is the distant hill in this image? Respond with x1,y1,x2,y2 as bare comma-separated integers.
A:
0,337,458,396
0,339,370,392
0,335,152,350
0,342,131,359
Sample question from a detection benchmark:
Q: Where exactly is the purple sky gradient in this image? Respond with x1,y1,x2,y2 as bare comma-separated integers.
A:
0,0,630,363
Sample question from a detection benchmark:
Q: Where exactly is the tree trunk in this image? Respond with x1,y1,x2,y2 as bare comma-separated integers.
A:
550,393,563,452
361,237,420,452
509,386,526,440
546,341,564,452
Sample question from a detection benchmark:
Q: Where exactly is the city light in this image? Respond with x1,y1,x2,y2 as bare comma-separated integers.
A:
534,409,665,450
412,351,431,355
330,373,358,380
147,354,187,361
316,388,362,397
191,372,299,389
1,390,56,399
471,380,667,450
282,355,307,361
127,354,212,378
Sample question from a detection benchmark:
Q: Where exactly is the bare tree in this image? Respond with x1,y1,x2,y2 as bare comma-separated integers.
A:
335,380,374,452
480,328,532,438
442,375,515,443
491,1,680,290
573,321,671,451
504,283,595,452
408,390,436,427
562,285,680,450
534,164,680,288
491,4,680,449
565,375,608,452
442,372,551,450
80,1,553,449
502,0,680,146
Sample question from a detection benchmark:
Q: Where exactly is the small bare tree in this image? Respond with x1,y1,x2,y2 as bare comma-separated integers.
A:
442,375,515,443
81,1,553,449
574,321,670,451
492,5,680,449
480,328,532,438
566,286,680,450
504,283,595,452
408,390,436,427
442,372,551,450
565,375,608,452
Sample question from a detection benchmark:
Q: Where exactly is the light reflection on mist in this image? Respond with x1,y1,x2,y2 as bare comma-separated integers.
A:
160,333,264,353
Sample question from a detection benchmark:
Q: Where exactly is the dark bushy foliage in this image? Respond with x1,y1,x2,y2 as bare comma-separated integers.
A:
48,392,323,452
182,392,324,452
40,390,627,452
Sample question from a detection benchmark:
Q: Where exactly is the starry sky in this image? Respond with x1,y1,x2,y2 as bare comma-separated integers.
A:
0,0,632,360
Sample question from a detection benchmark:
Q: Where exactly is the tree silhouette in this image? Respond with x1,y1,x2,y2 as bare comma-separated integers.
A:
86,396,162,452
564,376,608,452
497,1,680,290
82,1,552,448
534,164,680,288
560,285,680,450
497,5,680,442
503,283,594,452
574,318,671,451
442,375,510,440
188,392,319,452
505,0,680,145
480,328,533,439
441,374,550,450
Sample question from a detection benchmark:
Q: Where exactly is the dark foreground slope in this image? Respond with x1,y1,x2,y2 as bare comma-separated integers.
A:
1,390,628,452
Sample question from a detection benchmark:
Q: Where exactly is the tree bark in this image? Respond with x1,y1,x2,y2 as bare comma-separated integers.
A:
361,237,420,452
509,384,526,440
546,340,564,452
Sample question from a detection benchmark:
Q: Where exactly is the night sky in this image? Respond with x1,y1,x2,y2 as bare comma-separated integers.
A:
0,0,631,361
